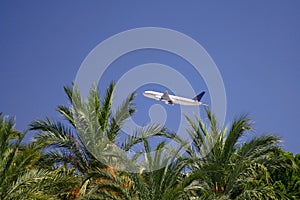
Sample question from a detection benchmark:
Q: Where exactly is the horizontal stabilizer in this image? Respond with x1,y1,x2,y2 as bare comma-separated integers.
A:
193,91,205,102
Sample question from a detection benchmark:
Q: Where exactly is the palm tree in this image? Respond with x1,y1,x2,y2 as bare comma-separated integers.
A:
180,108,288,199
29,82,137,199
0,113,78,199
30,82,136,172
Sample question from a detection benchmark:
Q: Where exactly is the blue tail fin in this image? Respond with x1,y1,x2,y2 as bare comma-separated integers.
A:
193,91,205,102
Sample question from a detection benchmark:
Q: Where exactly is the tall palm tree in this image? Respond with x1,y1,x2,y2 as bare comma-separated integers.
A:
180,108,288,199
29,82,138,199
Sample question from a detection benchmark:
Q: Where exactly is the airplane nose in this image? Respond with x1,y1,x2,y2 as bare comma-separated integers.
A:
143,91,153,98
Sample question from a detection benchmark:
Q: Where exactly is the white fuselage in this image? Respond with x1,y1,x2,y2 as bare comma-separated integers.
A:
143,91,202,106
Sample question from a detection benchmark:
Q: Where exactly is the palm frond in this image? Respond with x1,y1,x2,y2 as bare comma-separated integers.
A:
99,82,115,132
121,124,164,152
57,105,76,127
29,118,90,172
108,92,136,141
222,115,252,162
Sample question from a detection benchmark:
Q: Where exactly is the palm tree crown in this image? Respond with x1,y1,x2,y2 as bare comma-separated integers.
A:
181,108,287,199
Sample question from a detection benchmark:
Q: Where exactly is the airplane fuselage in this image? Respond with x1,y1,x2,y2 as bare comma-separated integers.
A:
143,91,203,106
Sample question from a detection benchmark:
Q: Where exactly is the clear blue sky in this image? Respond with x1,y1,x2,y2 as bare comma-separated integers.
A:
0,1,299,154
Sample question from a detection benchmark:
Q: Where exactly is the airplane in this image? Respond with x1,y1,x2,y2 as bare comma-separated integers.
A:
143,90,207,106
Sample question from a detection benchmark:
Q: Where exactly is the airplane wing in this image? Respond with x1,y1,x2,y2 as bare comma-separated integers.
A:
167,95,186,105
160,90,173,104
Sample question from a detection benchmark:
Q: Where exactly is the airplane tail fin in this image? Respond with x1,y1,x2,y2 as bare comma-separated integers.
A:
193,91,205,102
